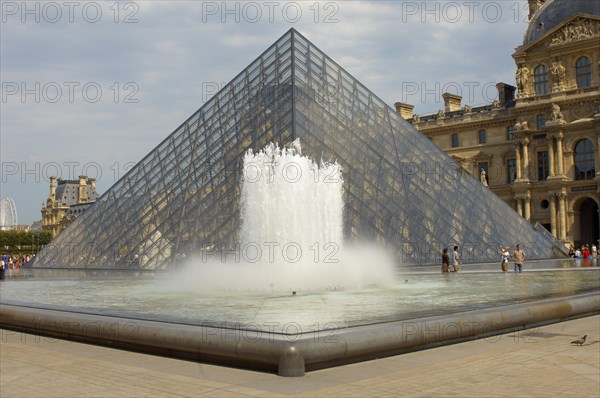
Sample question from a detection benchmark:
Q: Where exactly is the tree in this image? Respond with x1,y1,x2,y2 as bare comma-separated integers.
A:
0,230,54,254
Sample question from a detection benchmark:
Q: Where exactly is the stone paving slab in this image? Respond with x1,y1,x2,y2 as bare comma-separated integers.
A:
1,315,599,397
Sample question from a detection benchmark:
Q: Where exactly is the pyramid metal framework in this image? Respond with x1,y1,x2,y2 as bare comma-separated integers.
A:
33,29,563,269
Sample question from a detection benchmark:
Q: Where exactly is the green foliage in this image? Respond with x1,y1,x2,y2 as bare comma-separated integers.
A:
0,230,53,254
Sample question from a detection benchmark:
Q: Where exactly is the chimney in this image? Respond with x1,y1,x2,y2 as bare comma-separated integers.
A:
442,93,462,112
49,176,56,201
496,83,516,106
394,102,414,120
528,0,546,20
89,178,96,190
78,175,88,204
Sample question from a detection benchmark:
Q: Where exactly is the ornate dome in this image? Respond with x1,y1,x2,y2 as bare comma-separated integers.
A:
524,0,600,45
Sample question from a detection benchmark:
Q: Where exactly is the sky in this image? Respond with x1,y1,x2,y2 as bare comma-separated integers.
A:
0,0,531,225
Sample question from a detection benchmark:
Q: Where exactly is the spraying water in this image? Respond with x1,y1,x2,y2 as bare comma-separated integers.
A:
170,140,396,292
240,139,344,273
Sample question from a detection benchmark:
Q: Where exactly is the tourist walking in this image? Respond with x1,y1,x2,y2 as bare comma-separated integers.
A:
441,248,450,273
451,246,461,272
500,246,509,272
511,244,526,272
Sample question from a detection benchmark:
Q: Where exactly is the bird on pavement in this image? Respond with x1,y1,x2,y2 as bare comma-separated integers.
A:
570,335,587,346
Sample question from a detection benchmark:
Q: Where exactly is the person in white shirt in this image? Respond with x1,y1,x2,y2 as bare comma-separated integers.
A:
451,246,461,272
500,246,510,272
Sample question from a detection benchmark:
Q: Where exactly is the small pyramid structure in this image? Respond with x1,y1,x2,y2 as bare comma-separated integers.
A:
33,29,563,268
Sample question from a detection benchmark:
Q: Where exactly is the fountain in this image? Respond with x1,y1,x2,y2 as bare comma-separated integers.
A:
1,30,598,376
169,140,396,293
238,139,346,290
1,142,599,376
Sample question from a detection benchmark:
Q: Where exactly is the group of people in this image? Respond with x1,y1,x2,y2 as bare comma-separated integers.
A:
1,254,31,269
0,254,32,280
441,246,462,273
441,244,526,273
568,244,597,259
499,244,526,272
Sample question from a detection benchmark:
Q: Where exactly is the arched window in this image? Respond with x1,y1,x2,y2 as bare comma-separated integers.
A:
534,65,549,95
574,139,595,180
576,56,592,89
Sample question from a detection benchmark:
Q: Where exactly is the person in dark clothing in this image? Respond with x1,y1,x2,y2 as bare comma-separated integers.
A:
441,248,450,273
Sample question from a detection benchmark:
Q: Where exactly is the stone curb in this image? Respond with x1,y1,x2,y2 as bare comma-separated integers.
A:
1,292,598,377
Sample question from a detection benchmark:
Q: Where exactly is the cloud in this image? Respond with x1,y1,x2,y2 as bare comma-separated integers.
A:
1,0,529,224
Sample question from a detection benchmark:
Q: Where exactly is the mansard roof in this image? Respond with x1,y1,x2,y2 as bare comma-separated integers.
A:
524,0,600,45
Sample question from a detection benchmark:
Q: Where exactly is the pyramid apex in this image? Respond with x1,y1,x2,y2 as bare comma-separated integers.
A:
280,27,303,40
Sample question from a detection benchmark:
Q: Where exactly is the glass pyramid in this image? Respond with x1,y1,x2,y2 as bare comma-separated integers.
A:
32,29,563,269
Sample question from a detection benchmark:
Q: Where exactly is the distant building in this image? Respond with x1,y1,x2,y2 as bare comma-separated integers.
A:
398,0,599,248
29,221,42,232
41,176,99,237
13,225,31,231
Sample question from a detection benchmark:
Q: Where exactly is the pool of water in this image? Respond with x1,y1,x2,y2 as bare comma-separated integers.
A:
1,259,598,333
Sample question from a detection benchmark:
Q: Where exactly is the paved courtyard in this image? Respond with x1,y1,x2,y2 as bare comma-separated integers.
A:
1,315,599,397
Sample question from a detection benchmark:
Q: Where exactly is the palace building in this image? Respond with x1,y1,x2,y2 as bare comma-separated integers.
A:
41,176,99,237
398,0,599,249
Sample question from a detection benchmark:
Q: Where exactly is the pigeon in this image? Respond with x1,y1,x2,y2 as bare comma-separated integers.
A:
570,335,587,346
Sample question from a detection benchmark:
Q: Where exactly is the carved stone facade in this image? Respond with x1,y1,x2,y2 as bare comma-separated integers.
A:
41,176,99,237
550,18,600,46
549,59,567,92
400,2,599,248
